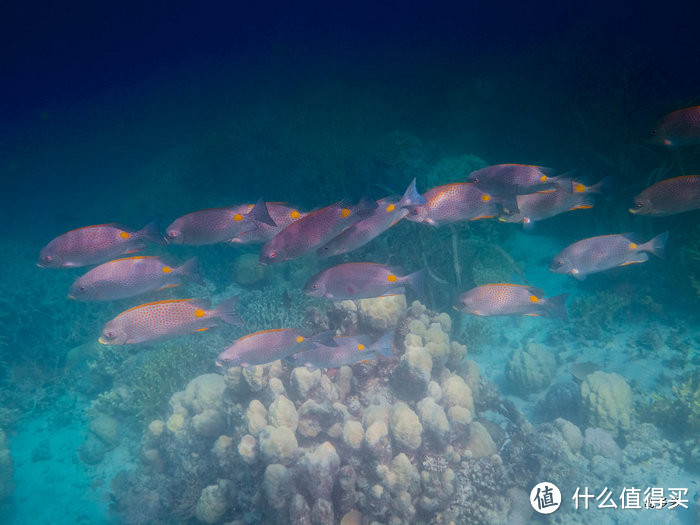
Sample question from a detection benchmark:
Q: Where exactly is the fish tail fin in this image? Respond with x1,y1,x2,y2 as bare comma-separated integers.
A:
355,193,379,218
588,176,614,198
642,231,669,259
137,219,167,246
398,178,426,208
310,330,337,347
248,198,277,227
544,293,569,321
405,268,427,297
177,257,206,286
372,331,394,357
214,296,244,326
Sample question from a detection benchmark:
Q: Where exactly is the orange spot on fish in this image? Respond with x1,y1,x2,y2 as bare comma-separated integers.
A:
480,194,491,202
529,295,539,303
194,308,206,318
357,344,365,351
296,335,304,343
120,231,130,239
341,208,351,218
575,183,586,193
387,274,397,283
162,266,172,273
629,243,638,250
290,210,300,219
386,203,396,212
233,213,243,221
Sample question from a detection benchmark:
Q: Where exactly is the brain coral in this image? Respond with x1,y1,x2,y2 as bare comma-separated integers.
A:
580,371,633,437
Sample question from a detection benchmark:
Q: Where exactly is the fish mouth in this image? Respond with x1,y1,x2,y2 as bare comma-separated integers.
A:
67,294,75,299
98,337,107,344
628,208,637,214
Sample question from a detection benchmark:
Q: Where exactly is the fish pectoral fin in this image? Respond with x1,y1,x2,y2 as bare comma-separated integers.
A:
524,313,539,317
195,327,210,332
158,284,180,290
619,260,644,266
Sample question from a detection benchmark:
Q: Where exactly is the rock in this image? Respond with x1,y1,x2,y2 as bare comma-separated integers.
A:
343,420,364,450
580,371,633,437
303,442,340,500
78,434,106,465
582,427,622,462
246,399,268,436
441,375,474,413
417,397,449,445
264,464,291,509
391,348,431,401
505,343,556,395
290,367,321,400
238,434,258,464
193,408,226,437
465,422,497,458
89,414,120,447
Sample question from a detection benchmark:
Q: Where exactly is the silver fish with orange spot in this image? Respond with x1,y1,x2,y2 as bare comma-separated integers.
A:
499,178,611,225
99,297,242,345
37,220,165,268
630,175,700,217
215,328,334,368
289,331,394,370
259,197,377,264
69,256,204,301
229,203,307,245
303,262,425,300
457,284,568,320
404,183,498,226
549,232,668,280
466,164,570,211
317,179,425,257
650,106,700,147
166,198,276,245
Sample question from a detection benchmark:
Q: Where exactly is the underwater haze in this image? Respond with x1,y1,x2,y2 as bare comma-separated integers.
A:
1,1,699,524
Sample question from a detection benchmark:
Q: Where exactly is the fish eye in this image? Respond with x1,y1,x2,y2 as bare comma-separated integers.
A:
43,255,52,261
635,202,644,208
312,283,319,289
269,251,276,258
79,285,86,291
651,129,657,135
556,260,563,266
472,177,479,183
167,230,179,238
105,331,115,339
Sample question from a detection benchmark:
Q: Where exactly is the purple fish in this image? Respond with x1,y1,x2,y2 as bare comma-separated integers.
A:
38,220,165,268
69,256,204,301
549,232,668,280
404,183,499,226
304,262,424,300
630,175,700,216
166,198,275,245
317,179,425,258
289,332,393,370
457,284,568,320
259,197,377,264
99,297,242,345
215,328,334,367
651,106,700,147
229,203,307,245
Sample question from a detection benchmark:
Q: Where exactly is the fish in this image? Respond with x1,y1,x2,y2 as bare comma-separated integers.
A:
303,262,425,300
98,297,243,345
259,197,377,264
457,284,568,319
403,183,499,226
37,220,166,268
317,179,426,257
289,331,394,370
650,106,700,147
498,178,611,225
466,164,570,211
165,198,276,245
228,203,307,245
68,256,204,301
549,232,668,280
215,329,335,367
630,175,700,217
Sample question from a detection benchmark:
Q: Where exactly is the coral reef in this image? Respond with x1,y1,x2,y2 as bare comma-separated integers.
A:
505,342,556,395
580,371,634,438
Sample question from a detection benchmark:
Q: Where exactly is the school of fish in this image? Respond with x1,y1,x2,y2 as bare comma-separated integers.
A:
37,105,700,370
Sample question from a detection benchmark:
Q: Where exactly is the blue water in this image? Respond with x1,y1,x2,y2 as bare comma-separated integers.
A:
1,2,698,524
